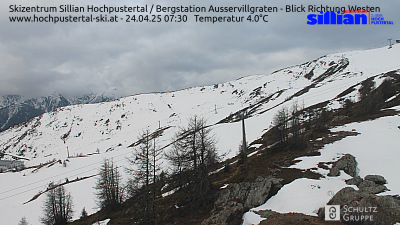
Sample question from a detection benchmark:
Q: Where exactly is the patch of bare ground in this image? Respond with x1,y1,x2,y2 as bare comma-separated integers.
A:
331,109,399,128
212,129,360,186
310,131,359,151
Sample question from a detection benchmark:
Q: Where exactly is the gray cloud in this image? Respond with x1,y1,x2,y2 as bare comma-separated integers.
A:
1,0,399,97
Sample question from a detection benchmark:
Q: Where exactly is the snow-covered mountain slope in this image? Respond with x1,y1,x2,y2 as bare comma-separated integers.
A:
0,93,115,131
0,45,399,225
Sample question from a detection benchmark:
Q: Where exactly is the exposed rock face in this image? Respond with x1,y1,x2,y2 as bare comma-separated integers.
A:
318,175,400,224
345,174,389,195
202,177,282,225
345,176,363,186
358,180,388,194
364,175,387,185
328,166,341,177
214,177,282,210
202,201,245,225
328,154,358,177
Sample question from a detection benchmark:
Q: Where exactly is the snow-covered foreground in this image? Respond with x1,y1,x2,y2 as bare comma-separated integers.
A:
243,113,400,224
0,45,399,225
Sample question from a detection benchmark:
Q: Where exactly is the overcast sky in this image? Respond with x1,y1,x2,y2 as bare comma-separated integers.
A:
1,0,399,98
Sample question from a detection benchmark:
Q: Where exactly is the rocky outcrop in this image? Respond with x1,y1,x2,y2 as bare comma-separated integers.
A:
364,175,387,185
214,177,282,209
201,201,245,225
202,177,282,225
327,154,358,177
345,175,389,194
358,180,388,194
319,175,400,224
345,176,363,186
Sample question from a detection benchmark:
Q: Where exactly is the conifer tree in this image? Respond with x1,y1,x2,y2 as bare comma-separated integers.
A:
127,129,162,224
166,116,218,209
40,186,73,225
95,159,123,210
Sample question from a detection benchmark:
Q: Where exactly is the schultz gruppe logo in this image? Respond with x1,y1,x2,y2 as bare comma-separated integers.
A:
307,8,394,25
325,205,341,221
325,205,378,222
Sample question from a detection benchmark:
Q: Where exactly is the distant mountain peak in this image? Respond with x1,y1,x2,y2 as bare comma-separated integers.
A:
0,92,115,131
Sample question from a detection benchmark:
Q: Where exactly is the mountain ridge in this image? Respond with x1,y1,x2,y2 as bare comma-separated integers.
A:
0,92,116,131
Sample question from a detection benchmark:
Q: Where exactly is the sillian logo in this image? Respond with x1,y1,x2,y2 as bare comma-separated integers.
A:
307,8,394,25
